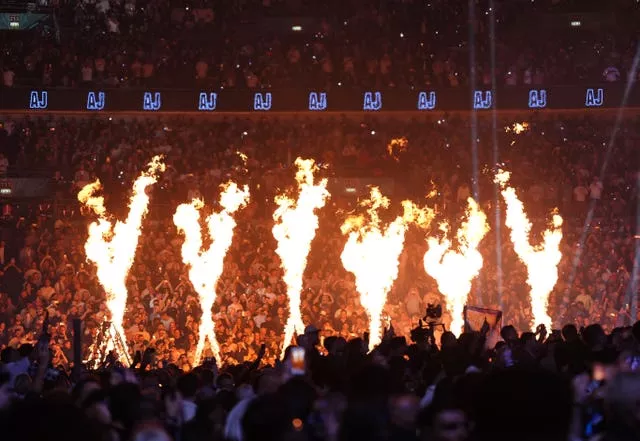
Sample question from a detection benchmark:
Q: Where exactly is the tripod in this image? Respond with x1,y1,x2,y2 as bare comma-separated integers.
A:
89,320,132,368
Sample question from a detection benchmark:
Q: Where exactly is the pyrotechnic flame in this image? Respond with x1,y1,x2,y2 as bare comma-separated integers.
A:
237,151,248,165
505,122,530,134
387,137,408,161
341,188,433,351
174,182,250,365
273,158,330,356
423,198,489,336
401,200,435,228
426,181,438,200
494,170,563,332
79,156,166,365
78,181,106,216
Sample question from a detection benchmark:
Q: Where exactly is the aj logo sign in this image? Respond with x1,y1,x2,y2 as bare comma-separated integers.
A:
29,91,48,109
308,92,327,111
86,92,105,110
417,91,436,110
585,88,604,107
143,92,162,111
473,90,492,109
528,89,547,108
253,93,272,111
198,92,217,111
363,92,382,111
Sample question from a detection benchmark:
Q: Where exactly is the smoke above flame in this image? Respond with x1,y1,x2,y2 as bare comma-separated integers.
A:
79,156,166,365
423,198,489,336
174,182,250,365
341,187,433,351
272,158,330,356
494,169,563,331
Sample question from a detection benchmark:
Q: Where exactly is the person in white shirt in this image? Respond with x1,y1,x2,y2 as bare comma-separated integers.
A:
106,15,119,33
177,373,198,423
589,177,603,200
573,183,589,202
38,279,56,302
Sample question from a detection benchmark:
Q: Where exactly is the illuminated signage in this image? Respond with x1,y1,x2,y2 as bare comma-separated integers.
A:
363,92,382,111
417,91,437,110
29,91,48,109
528,89,547,109
308,92,327,111
253,92,272,111
86,91,105,110
198,92,217,111
143,92,162,111
585,88,604,107
473,90,492,109
1,85,632,113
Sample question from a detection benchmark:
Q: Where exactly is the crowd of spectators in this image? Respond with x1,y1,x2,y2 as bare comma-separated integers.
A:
0,111,636,370
1,0,640,89
0,2,639,441
2,305,640,441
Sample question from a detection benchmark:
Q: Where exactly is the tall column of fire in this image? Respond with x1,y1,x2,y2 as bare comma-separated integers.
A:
272,158,330,357
174,182,250,365
341,188,433,351
423,198,489,336
78,156,166,365
494,170,563,331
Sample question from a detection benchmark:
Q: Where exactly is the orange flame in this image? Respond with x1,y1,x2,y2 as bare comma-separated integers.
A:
423,198,489,335
505,122,530,134
78,156,165,365
174,182,250,364
273,158,330,355
387,137,408,161
494,170,563,331
341,188,433,350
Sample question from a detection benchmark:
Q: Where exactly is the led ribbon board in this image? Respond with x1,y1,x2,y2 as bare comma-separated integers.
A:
12,86,628,113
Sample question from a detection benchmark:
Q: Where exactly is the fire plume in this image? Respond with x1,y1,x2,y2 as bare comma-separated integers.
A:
174,182,250,365
341,188,433,350
423,198,489,336
505,122,530,134
494,170,563,331
272,158,330,355
78,156,166,365
387,137,408,161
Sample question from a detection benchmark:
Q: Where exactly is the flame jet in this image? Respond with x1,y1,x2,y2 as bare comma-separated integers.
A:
423,198,489,336
79,156,166,365
272,158,330,356
495,170,563,331
341,188,433,350
174,183,250,364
